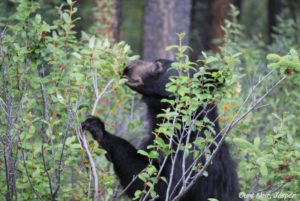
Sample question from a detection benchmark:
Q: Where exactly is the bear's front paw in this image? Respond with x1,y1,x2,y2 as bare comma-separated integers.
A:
81,115,106,141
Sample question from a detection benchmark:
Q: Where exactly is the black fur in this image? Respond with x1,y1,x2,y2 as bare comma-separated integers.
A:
82,59,241,201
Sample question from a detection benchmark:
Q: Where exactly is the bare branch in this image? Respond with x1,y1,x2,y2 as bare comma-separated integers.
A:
52,109,74,199
77,127,99,200
92,79,114,114
41,144,54,197
75,78,114,200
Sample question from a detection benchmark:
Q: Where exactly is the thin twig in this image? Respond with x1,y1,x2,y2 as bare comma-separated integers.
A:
41,144,54,197
92,79,114,114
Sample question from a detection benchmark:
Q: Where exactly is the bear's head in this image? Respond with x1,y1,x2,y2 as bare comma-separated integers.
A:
121,59,175,98
122,59,223,99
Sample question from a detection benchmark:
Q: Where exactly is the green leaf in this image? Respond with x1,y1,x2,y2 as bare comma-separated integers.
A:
155,138,166,148
202,171,208,177
254,137,260,148
259,162,268,177
137,150,149,157
233,138,256,150
65,136,76,146
89,36,96,49
166,45,179,51
63,13,71,24
134,190,142,199
206,56,218,64
70,144,82,149
72,52,82,59
177,32,186,39
146,165,157,175
119,78,128,85
35,14,41,23
267,53,280,61
149,150,159,159
138,172,148,182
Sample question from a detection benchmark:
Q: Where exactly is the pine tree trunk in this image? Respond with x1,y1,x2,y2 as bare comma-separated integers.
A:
142,0,192,61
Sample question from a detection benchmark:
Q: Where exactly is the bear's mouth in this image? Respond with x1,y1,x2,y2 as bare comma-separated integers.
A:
121,75,144,87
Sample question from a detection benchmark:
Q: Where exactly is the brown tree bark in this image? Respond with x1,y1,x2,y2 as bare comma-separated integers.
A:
210,0,230,52
113,0,123,42
142,0,192,61
189,0,229,60
94,0,123,42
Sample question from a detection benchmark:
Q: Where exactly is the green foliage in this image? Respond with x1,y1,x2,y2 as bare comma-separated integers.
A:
0,1,299,201
222,6,300,199
267,49,300,73
0,0,134,200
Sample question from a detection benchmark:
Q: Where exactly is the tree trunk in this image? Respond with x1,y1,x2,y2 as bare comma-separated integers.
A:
94,0,123,42
142,0,192,61
189,0,229,60
2,64,17,201
189,0,210,60
210,0,230,52
113,0,123,42
268,0,281,43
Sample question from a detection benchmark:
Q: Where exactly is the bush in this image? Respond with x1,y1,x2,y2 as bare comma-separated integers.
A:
0,0,134,200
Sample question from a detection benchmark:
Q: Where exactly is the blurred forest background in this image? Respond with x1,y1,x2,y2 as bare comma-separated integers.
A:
0,0,299,201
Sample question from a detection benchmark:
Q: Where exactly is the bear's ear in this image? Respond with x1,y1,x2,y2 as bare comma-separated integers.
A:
152,60,165,74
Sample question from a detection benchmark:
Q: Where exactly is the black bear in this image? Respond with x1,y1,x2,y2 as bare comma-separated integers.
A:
82,59,241,201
